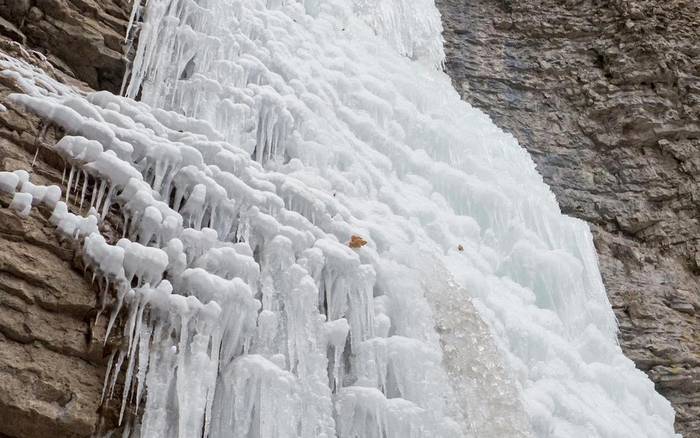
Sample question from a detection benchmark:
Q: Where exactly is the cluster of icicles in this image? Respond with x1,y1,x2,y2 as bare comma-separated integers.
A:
1,54,466,437
0,0,681,435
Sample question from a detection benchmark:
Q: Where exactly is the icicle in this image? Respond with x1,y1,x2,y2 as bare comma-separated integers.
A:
79,171,88,210
123,212,130,238
105,286,128,343
0,0,677,436
134,321,153,415
325,318,349,391
31,143,40,168
94,179,107,212
65,166,75,202
100,184,115,219
120,296,147,425
90,178,100,208
108,349,126,401
101,349,118,404
94,276,110,325
73,168,81,199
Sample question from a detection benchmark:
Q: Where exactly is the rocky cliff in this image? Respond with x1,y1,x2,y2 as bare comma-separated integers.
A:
0,1,130,436
0,0,128,92
436,0,699,435
0,49,104,436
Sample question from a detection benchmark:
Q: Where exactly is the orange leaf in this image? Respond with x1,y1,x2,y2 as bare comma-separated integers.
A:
349,235,367,249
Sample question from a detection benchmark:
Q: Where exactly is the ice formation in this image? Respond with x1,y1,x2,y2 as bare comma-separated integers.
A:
0,0,679,437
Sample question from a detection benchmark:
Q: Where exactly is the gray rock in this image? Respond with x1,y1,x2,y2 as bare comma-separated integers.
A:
437,0,700,435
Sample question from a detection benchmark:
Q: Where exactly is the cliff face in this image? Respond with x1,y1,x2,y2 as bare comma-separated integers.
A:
436,0,699,435
0,53,102,437
0,1,130,436
0,0,129,92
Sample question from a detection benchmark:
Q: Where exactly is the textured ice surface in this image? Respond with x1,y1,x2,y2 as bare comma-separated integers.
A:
9,191,32,217
0,0,679,436
0,171,20,194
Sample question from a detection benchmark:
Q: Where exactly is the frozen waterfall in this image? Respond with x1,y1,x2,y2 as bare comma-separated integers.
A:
0,0,679,436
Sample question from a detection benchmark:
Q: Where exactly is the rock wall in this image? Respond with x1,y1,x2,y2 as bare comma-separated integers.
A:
0,0,130,435
0,0,697,436
0,60,104,437
0,0,130,92
436,0,699,436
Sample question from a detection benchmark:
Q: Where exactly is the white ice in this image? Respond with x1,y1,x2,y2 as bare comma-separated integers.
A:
9,191,32,217
0,0,679,436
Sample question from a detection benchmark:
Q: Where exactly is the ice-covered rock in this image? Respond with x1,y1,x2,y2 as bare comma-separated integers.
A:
10,191,32,217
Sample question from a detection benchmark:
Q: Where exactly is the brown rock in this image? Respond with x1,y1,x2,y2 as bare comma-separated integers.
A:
0,0,130,92
0,35,121,437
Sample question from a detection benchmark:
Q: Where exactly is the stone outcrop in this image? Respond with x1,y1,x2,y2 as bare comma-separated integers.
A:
0,0,130,433
0,71,105,437
436,0,699,435
0,0,130,92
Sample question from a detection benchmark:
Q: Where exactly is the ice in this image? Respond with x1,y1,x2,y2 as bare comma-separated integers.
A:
179,227,220,264
119,178,183,244
0,171,19,194
324,317,349,389
0,0,680,436
117,238,170,287
9,191,32,217
115,282,223,435
353,336,448,410
335,386,462,438
352,0,446,67
194,246,260,284
163,237,188,278
55,209,99,239
211,354,302,438
13,169,29,185
82,233,126,284
177,267,259,363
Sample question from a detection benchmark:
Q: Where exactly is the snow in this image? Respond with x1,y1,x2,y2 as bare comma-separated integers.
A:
0,0,679,436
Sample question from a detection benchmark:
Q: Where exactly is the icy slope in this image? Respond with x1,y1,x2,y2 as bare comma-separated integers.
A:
0,0,679,436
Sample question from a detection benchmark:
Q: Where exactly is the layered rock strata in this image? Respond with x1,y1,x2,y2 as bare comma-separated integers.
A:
0,0,130,433
0,0,697,436
0,0,129,92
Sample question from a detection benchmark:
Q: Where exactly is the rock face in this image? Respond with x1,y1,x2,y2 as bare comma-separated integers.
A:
0,0,697,436
0,42,119,437
436,0,700,435
0,0,130,92
0,0,130,433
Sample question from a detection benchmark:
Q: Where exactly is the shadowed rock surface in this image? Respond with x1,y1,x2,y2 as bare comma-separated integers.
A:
0,0,130,92
436,0,699,435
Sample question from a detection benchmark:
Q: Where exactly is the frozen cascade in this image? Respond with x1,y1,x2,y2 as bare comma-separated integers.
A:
0,0,679,436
